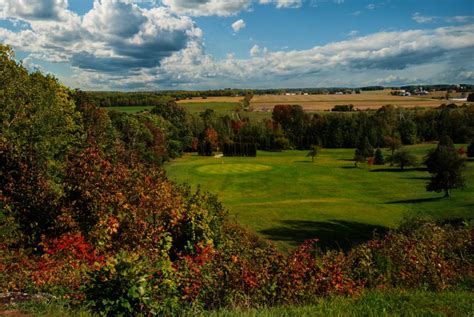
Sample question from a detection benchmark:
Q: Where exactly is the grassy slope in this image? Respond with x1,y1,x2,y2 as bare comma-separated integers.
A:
165,145,474,252
6,290,473,316
208,290,474,317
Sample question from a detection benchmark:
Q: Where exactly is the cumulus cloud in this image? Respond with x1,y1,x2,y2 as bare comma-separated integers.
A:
85,23,472,90
161,0,306,16
249,44,268,57
161,0,253,16
259,0,302,8
0,0,68,21
231,19,246,32
0,0,202,73
250,44,260,57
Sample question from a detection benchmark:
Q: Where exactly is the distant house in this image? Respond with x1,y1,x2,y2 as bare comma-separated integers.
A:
392,90,411,97
335,92,343,95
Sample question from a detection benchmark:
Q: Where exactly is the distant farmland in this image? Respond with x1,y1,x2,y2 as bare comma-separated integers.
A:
251,90,469,112
108,90,471,115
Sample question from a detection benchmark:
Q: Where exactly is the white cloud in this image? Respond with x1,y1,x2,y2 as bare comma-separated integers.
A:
250,44,260,57
231,19,246,32
1,0,202,74
412,12,435,24
0,0,68,21
249,44,268,57
376,74,410,85
161,0,253,16
275,0,302,8
347,30,359,37
366,3,376,10
150,24,474,89
413,12,473,24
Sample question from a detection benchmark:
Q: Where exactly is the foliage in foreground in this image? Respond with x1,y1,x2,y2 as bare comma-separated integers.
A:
2,220,472,315
5,290,474,316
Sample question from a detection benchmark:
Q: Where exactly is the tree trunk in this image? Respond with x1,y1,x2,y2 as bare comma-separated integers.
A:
444,189,450,197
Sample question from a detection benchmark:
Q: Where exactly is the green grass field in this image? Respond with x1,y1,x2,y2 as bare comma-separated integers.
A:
106,106,155,113
178,102,240,115
165,145,474,252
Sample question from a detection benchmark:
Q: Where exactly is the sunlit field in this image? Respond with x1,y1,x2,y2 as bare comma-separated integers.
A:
166,144,474,252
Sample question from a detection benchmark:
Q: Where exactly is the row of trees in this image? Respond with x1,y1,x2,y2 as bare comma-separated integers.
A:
223,143,257,157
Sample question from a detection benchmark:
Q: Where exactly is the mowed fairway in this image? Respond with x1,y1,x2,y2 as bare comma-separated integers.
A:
165,145,474,252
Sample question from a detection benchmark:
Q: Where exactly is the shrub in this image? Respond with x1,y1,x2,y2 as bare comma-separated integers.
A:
373,149,385,165
391,149,417,170
347,222,473,290
85,252,162,316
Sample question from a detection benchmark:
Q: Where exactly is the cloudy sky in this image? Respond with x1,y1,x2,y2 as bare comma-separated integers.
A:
0,0,473,90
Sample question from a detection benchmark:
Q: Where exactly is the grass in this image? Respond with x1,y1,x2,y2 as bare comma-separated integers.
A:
105,106,155,113
165,145,474,252
178,102,241,116
5,290,473,316
208,290,474,317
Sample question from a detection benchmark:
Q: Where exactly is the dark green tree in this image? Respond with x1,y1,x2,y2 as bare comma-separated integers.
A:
354,136,374,167
425,136,466,197
391,149,417,170
373,148,385,165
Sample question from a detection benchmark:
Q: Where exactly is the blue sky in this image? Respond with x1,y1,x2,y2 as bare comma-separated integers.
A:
0,0,473,90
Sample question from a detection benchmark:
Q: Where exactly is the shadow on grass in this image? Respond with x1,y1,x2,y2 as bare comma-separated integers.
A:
293,160,313,163
259,220,387,252
387,197,444,204
402,176,431,180
341,166,357,169
371,167,428,172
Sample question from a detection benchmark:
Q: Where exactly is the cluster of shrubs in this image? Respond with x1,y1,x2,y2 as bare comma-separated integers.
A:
2,214,472,315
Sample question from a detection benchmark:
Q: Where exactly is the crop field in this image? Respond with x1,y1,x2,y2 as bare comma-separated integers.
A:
165,145,474,252
251,90,469,111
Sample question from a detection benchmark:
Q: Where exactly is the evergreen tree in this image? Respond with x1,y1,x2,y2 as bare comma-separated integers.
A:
374,148,385,165
354,136,374,167
425,137,466,197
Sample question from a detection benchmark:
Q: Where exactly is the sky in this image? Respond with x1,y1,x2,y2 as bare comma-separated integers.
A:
0,0,473,90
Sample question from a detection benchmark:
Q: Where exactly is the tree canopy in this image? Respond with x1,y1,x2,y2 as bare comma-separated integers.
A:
425,136,466,197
